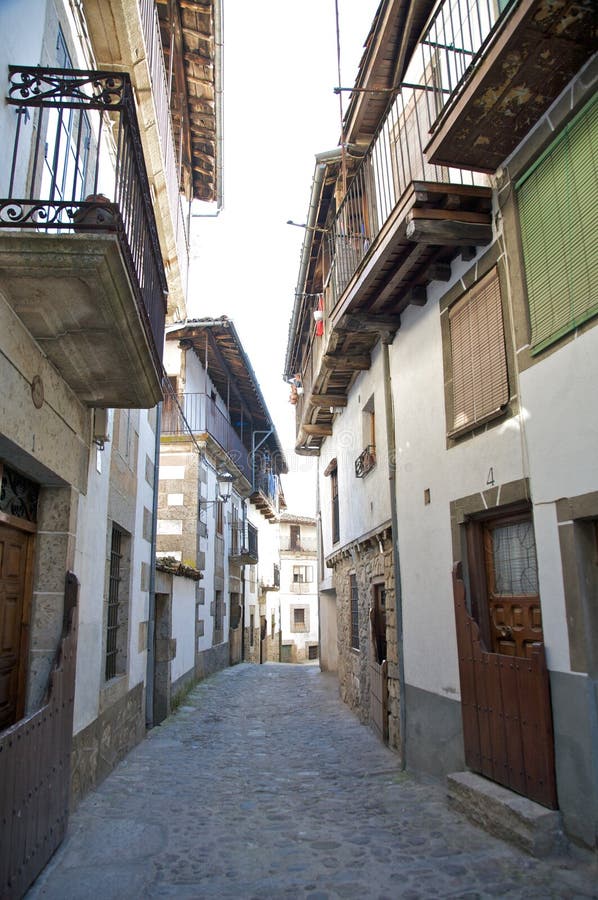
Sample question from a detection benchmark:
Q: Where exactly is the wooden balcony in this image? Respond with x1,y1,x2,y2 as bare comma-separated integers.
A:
423,0,597,172
0,67,167,409
287,76,492,454
291,181,491,454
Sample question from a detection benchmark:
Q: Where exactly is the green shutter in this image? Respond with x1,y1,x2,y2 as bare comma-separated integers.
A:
517,96,598,354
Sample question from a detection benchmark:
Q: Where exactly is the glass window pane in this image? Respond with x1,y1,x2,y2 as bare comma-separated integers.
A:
491,521,539,594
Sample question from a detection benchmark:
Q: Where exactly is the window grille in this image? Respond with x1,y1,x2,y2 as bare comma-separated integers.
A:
105,526,122,680
293,607,305,626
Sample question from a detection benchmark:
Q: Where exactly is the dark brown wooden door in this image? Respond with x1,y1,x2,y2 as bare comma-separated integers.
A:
483,516,543,657
0,524,31,730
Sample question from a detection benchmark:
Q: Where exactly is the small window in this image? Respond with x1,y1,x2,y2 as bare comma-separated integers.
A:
308,645,319,660
448,268,508,435
291,606,309,633
216,500,224,535
290,524,301,550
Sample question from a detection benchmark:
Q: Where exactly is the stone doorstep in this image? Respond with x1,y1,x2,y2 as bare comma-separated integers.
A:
447,771,567,858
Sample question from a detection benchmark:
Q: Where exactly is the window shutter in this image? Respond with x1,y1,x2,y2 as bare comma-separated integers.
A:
449,268,508,433
517,96,598,353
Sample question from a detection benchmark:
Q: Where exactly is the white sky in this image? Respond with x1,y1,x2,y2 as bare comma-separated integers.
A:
188,0,380,515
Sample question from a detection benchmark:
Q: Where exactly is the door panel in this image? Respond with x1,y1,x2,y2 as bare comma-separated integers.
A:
0,525,30,730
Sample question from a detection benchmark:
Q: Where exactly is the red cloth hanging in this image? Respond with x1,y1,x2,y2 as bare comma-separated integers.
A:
315,295,324,336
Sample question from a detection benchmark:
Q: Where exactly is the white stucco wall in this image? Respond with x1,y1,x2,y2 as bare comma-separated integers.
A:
72,421,113,734
520,326,598,673
390,262,527,700
128,408,157,689
319,342,391,556
171,576,197,684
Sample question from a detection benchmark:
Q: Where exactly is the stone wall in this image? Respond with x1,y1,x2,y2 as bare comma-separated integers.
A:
70,681,145,808
331,528,401,754
195,642,229,680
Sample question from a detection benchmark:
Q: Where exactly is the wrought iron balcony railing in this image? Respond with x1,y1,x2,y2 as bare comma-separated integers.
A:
355,445,376,478
229,520,258,563
419,0,514,129
2,66,167,366
162,392,252,484
252,470,279,510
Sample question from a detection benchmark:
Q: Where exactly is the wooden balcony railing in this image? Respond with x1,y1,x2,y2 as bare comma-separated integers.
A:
2,66,168,370
162,392,252,483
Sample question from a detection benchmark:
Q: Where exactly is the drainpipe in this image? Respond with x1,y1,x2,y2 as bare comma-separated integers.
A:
241,499,247,661
382,338,406,768
316,458,323,671
146,401,162,729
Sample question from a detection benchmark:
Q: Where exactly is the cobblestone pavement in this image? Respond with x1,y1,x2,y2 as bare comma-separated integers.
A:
28,664,597,900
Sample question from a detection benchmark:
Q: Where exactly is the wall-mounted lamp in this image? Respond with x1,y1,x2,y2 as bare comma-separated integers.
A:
216,470,234,501
203,470,234,504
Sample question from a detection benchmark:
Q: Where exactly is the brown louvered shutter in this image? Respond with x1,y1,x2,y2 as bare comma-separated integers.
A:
449,268,508,434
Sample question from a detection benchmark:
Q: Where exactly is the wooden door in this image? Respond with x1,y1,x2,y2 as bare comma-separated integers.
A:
483,515,543,657
0,524,32,730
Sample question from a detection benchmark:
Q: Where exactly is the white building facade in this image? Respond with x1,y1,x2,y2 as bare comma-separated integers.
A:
0,1,222,893
286,0,597,850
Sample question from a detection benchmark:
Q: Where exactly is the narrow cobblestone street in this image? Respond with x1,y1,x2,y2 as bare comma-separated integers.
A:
28,664,596,899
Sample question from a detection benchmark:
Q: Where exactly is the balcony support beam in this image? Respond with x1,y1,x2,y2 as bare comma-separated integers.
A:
322,353,371,371
309,394,348,408
303,423,333,437
337,312,401,334
406,218,492,246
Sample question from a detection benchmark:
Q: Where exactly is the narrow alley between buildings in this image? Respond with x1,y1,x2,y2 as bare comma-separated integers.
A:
26,664,597,900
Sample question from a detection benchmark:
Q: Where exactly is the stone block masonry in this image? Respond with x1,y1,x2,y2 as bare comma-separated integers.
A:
331,527,401,752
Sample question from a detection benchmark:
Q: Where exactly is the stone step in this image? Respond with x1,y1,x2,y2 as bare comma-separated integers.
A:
447,771,567,857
